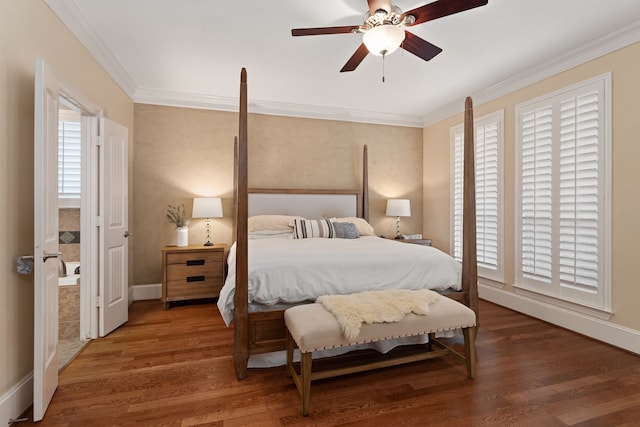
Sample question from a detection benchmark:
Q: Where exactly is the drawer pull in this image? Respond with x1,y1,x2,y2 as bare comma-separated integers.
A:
186,275,205,282
186,259,205,266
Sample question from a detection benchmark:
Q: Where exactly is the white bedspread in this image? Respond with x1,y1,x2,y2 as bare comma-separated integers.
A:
217,236,461,326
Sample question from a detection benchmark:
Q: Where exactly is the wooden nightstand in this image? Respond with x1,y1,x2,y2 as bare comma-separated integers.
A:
161,244,228,309
396,239,432,246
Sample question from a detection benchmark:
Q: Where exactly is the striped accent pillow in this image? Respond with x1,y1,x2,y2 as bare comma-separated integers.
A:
292,219,336,239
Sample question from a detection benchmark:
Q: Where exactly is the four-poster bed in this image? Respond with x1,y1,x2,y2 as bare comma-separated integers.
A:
226,68,477,379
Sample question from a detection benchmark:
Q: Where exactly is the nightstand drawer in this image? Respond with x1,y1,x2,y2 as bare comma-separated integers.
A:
396,239,432,246
166,276,222,298
166,251,223,265
166,261,223,281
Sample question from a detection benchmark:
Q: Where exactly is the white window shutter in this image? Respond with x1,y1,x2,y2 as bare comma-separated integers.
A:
475,121,500,272
559,91,600,292
516,74,610,309
58,119,82,199
452,130,464,262
451,111,503,282
520,106,553,283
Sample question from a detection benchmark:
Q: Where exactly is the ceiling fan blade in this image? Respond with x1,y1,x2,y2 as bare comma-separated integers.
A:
340,43,369,72
292,26,360,36
401,31,443,62
367,0,392,15
402,0,488,26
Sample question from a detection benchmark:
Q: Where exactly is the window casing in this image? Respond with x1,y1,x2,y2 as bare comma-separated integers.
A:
515,74,611,310
451,110,504,283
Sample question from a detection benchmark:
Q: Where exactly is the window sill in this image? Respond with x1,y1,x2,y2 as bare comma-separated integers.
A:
478,276,504,288
59,198,81,208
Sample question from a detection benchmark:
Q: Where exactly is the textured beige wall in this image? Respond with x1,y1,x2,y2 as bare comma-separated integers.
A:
133,104,423,284
423,42,640,331
0,0,133,398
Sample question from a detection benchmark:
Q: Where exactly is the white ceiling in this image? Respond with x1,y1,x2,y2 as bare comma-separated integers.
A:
47,0,640,126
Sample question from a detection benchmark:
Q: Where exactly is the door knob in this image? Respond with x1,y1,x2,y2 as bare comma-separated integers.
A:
17,255,34,274
124,231,132,238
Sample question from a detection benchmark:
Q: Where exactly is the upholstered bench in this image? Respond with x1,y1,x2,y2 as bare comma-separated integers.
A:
284,295,477,416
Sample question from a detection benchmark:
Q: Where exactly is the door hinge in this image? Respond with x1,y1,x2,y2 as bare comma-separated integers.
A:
94,216,103,227
96,296,103,308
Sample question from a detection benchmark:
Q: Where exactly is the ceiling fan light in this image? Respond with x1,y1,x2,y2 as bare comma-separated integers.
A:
363,25,405,56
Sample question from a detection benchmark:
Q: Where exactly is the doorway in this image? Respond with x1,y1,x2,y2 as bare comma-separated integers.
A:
57,105,88,370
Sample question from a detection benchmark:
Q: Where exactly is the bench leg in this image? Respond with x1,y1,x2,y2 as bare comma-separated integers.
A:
285,329,313,416
286,329,294,378
463,326,477,379
300,351,312,416
427,332,435,351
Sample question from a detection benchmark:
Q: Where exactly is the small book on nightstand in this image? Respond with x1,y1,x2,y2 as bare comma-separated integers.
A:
400,234,422,240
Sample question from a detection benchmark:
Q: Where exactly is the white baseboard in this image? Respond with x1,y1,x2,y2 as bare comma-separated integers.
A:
132,283,161,301
1,372,32,425
479,283,640,355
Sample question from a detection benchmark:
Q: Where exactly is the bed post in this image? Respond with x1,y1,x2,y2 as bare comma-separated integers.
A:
234,68,249,379
362,144,369,222
232,137,238,242
462,97,479,323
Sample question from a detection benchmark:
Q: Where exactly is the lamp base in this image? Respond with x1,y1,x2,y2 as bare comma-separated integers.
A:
203,220,215,246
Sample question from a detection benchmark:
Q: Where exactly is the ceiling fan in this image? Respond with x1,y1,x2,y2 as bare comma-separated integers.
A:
291,0,488,73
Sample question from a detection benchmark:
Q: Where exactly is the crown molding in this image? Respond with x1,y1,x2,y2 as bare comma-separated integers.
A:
134,89,239,113
422,18,640,127
44,0,137,99
249,99,424,128
134,88,424,127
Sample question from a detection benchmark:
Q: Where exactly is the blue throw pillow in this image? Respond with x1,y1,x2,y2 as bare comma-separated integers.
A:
333,222,360,239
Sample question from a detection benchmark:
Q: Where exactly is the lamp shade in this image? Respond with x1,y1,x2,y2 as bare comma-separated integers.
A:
386,199,411,217
192,197,223,218
363,25,405,56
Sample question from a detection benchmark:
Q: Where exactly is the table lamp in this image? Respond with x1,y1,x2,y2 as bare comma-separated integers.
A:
192,197,223,246
386,199,411,239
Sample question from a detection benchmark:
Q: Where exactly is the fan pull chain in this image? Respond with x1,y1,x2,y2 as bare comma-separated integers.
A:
382,51,386,83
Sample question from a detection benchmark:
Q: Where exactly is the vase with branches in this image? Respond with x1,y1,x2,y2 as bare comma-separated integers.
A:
167,204,186,229
167,204,189,246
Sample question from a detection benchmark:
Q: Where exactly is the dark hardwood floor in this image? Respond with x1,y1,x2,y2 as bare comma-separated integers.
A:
21,299,640,426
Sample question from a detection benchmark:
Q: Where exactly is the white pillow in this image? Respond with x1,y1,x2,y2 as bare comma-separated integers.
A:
248,230,293,239
332,217,376,236
248,215,304,232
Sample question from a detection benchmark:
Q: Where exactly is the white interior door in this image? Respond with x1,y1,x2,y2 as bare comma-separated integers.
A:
33,59,60,422
99,118,129,336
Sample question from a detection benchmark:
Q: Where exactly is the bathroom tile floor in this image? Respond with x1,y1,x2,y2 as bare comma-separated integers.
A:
58,338,89,371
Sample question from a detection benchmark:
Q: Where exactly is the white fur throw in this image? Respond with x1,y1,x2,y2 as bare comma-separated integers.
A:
316,289,440,340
